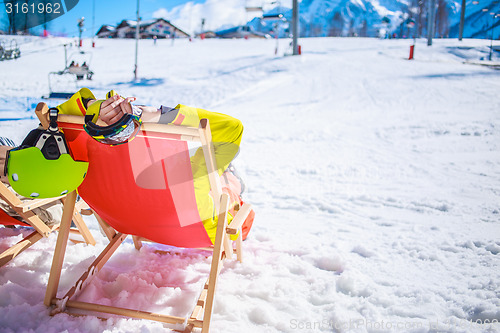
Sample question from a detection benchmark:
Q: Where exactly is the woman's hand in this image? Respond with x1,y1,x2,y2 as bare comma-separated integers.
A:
98,95,136,125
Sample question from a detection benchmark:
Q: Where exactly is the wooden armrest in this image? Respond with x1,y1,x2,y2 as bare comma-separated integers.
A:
226,203,252,235
16,196,65,213
36,104,107,127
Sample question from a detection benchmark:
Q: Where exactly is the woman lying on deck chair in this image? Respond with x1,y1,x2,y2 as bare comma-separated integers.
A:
55,88,253,243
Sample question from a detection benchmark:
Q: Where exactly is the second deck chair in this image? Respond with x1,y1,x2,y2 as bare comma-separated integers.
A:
1,142,96,268
39,103,252,332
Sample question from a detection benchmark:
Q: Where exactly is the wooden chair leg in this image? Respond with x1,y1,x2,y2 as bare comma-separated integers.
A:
54,232,127,312
223,234,233,260
70,206,96,246
0,230,43,268
236,234,243,263
0,184,51,237
202,193,229,333
93,211,117,241
132,236,143,250
44,190,77,306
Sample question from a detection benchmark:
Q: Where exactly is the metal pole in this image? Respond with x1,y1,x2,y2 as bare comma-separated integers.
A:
274,23,279,55
489,14,494,61
11,0,16,34
490,36,493,61
427,0,435,46
92,0,95,45
292,0,299,55
415,0,420,38
64,44,68,68
458,0,466,41
78,18,84,48
134,0,140,80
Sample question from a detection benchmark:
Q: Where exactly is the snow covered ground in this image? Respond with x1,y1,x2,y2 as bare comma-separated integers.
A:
0,36,499,333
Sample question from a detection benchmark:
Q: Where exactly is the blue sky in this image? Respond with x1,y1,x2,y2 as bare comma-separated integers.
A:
1,0,206,36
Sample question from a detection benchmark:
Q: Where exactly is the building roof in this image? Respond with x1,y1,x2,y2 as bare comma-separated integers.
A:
97,25,115,32
97,18,191,38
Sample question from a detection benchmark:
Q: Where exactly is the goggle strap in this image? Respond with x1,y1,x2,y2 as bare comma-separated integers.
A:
4,149,10,176
84,114,94,124
48,108,59,133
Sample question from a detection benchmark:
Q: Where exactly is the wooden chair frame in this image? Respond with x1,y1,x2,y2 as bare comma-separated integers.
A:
0,144,96,268
39,105,252,333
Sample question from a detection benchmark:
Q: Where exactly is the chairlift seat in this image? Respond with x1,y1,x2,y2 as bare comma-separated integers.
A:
68,67,90,75
46,92,74,100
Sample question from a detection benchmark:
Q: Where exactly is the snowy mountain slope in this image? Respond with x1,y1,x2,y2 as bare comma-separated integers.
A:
248,0,499,39
154,0,499,40
0,36,499,332
449,0,500,39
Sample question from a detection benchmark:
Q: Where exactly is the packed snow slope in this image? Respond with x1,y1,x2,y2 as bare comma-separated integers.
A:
0,36,499,333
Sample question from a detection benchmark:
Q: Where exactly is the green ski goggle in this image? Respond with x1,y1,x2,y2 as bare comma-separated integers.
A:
84,113,142,146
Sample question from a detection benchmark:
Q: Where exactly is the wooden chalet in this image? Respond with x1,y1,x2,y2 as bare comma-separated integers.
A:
96,18,190,39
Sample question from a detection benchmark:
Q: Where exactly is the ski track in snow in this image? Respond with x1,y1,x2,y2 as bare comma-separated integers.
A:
0,36,499,333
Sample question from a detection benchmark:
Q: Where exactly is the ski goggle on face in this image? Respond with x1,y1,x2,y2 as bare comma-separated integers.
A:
84,113,142,146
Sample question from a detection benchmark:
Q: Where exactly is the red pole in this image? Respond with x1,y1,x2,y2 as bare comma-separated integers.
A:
408,44,414,60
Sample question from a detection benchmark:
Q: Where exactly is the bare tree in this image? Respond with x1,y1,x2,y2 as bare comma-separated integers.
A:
436,0,450,37
328,12,343,36
360,19,368,37
0,12,10,33
418,0,427,37
348,18,355,36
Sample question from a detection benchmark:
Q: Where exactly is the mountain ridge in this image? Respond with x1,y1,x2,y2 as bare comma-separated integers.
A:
245,0,500,39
